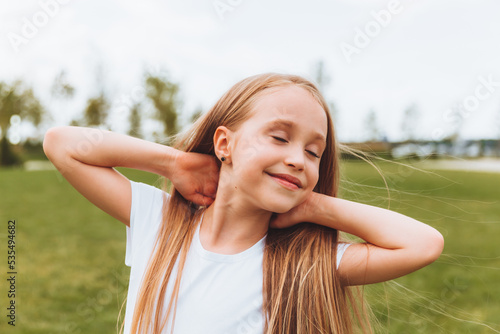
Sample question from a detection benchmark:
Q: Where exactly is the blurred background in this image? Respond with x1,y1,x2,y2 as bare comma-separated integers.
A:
0,0,499,333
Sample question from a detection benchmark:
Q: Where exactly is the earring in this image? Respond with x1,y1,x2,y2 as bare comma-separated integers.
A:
221,156,226,162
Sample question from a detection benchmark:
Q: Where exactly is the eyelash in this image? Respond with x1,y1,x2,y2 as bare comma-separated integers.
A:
272,136,320,158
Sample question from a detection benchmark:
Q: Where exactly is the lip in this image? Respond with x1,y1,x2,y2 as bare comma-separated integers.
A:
266,172,303,189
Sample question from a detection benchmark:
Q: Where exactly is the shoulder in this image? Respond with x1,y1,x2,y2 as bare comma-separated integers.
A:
126,180,170,266
130,180,170,204
129,180,170,229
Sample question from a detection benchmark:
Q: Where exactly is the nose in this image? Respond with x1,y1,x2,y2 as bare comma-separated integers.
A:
283,144,305,170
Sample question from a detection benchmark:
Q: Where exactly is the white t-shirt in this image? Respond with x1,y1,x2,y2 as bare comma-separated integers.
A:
123,180,350,334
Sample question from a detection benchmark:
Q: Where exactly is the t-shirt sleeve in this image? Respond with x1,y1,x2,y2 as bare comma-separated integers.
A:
336,242,351,270
125,180,170,267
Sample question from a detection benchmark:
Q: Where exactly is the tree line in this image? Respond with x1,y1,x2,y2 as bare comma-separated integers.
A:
0,68,199,166
3,60,492,167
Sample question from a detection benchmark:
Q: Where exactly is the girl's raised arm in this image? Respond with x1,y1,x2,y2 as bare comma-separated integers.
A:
43,126,219,227
314,195,444,285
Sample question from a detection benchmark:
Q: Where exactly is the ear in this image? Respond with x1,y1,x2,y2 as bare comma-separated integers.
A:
213,126,233,163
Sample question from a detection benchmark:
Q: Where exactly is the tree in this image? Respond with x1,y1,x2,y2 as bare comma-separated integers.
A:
83,94,109,126
71,64,110,128
144,71,182,144
128,102,142,138
313,60,331,93
0,81,45,166
311,60,339,122
51,70,75,126
51,70,75,99
365,109,381,142
443,101,465,143
401,103,419,142
328,101,340,125
70,93,109,128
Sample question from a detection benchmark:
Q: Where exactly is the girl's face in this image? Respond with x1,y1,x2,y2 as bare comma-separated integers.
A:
223,85,328,214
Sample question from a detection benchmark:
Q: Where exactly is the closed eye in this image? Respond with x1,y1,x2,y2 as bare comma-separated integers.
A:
307,150,320,158
272,136,288,143
273,137,320,159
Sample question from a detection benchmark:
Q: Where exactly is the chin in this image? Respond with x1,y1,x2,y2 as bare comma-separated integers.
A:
265,201,296,214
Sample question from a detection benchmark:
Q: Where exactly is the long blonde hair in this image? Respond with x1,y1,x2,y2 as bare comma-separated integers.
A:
127,73,371,333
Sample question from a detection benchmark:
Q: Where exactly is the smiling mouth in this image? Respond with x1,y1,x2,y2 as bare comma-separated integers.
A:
266,173,301,190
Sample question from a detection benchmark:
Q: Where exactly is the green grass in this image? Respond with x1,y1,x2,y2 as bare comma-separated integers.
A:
0,162,499,333
340,161,500,333
0,167,159,334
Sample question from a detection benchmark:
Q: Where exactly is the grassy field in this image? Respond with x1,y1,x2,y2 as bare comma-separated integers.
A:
0,161,499,333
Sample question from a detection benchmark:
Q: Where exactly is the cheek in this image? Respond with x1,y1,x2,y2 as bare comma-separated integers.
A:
230,147,263,181
235,136,275,167
235,132,264,159
307,167,320,190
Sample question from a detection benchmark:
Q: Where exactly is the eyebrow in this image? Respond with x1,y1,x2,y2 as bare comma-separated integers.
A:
266,118,327,143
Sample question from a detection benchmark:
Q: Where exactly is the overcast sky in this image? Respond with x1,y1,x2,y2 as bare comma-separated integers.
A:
1,0,500,142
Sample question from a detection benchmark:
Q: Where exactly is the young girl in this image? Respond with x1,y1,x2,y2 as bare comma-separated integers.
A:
43,73,444,333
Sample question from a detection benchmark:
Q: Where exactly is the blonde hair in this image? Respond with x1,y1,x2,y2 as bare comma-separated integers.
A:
126,73,372,333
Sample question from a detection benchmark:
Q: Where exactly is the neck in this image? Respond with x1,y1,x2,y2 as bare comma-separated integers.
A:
199,193,271,255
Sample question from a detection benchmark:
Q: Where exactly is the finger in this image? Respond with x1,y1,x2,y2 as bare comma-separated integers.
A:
192,192,215,207
202,196,215,206
205,183,218,198
190,193,207,206
198,181,216,198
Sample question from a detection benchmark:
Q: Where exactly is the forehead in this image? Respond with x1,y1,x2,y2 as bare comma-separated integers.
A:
248,86,328,140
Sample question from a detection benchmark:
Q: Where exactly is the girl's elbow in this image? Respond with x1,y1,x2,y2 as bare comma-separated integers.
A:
43,127,61,159
43,126,71,161
421,229,444,265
